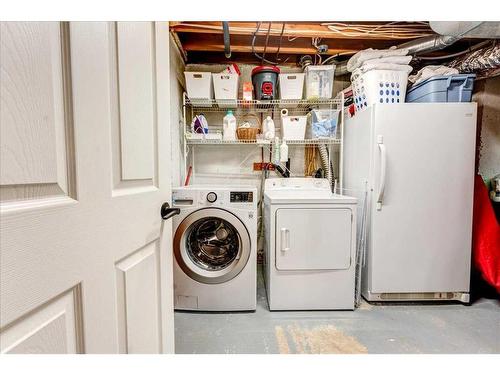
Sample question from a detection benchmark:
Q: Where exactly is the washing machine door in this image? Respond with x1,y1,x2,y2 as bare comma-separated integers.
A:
174,208,251,284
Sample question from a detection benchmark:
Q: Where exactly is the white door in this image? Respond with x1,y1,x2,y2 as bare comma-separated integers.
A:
370,104,477,293
275,208,352,271
0,22,175,353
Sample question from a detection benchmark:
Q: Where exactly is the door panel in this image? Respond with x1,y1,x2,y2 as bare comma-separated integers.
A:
0,287,83,354
115,241,161,354
0,22,174,353
275,208,352,271
0,22,76,203
116,22,155,182
370,104,476,292
110,23,157,194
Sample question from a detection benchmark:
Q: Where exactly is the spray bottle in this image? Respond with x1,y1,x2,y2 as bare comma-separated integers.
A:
263,116,275,140
273,137,280,164
280,139,288,163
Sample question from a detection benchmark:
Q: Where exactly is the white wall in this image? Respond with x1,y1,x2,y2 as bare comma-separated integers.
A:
169,34,186,187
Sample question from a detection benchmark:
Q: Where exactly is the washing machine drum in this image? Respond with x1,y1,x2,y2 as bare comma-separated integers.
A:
174,208,251,284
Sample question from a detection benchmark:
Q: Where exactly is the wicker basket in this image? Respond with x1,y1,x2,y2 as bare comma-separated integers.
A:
236,127,260,140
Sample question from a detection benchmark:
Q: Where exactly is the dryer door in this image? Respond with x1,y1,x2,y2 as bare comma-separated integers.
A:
275,208,352,271
174,208,251,284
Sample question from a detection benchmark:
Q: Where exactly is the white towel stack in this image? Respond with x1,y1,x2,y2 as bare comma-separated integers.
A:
348,48,413,75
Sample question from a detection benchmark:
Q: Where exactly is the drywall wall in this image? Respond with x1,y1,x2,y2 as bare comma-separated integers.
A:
169,34,186,187
473,75,500,185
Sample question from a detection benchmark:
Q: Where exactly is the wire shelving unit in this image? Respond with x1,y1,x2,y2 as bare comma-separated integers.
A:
181,92,345,189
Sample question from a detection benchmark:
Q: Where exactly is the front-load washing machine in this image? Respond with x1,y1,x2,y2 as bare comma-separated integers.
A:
172,186,257,311
264,178,357,310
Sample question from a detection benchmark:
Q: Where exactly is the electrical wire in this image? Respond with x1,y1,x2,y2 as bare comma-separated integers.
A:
275,22,286,62
252,22,277,65
321,21,432,39
261,22,272,65
251,22,289,66
321,51,356,65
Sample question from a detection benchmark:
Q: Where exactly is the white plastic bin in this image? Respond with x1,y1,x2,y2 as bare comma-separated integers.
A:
305,65,335,99
281,115,307,140
185,72,213,100
279,73,305,100
351,69,409,111
212,73,239,108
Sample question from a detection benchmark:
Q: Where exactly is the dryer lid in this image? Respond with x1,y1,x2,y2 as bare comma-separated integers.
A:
264,190,357,205
264,178,357,204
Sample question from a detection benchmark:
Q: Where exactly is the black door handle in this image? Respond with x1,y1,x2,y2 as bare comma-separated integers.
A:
160,202,180,221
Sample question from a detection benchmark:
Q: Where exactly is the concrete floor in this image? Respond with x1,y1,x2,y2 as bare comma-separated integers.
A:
175,267,500,354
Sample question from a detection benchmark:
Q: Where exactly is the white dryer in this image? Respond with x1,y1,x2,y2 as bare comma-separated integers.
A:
264,178,357,310
172,186,257,311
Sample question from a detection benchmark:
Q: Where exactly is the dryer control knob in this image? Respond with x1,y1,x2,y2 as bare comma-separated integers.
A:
206,192,217,203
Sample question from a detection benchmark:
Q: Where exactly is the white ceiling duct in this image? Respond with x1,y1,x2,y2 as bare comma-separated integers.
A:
430,21,500,39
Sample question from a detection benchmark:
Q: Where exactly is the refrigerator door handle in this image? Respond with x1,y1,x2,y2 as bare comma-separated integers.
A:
377,135,387,210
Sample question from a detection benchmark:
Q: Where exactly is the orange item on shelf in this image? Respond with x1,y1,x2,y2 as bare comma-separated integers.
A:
242,82,253,101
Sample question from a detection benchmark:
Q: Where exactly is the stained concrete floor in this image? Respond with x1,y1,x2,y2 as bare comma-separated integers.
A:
175,267,500,354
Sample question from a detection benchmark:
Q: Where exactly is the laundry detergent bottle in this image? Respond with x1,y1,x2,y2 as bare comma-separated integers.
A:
263,116,275,140
223,110,237,141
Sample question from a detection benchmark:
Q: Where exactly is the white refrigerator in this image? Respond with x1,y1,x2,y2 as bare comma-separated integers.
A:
343,103,477,303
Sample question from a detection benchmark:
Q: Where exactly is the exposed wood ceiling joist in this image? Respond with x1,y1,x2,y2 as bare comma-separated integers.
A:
170,21,434,40
170,21,479,66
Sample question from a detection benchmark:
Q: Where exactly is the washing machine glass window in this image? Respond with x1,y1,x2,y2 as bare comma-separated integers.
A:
186,217,240,271
174,208,252,284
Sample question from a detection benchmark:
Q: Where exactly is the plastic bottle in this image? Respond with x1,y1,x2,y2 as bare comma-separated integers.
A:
274,137,280,164
279,139,288,163
263,116,275,140
223,110,237,141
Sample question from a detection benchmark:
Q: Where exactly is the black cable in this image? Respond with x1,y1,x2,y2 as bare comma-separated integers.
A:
261,22,272,65
251,21,281,66
275,22,285,62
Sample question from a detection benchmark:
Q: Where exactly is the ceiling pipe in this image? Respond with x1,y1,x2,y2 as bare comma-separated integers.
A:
222,21,231,58
334,22,485,76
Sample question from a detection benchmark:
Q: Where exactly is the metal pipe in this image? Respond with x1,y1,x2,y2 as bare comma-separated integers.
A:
397,34,460,55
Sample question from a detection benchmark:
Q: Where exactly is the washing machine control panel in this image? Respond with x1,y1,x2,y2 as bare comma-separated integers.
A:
230,191,253,203
206,192,217,203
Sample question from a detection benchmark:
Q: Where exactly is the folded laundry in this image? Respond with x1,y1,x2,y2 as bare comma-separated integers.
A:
347,48,410,72
409,65,460,84
361,55,412,66
353,62,413,75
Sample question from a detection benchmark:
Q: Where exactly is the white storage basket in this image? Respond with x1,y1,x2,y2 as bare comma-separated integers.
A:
185,72,213,100
351,69,409,111
279,73,305,100
212,73,239,108
281,115,307,141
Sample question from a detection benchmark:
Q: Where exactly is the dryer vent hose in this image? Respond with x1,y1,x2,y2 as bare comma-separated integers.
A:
318,144,333,188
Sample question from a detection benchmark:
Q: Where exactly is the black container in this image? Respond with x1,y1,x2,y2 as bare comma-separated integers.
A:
252,66,280,100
